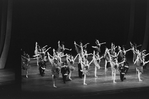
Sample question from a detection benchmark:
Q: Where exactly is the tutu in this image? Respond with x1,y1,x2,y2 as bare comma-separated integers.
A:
69,65,75,71
52,66,60,78
136,65,143,73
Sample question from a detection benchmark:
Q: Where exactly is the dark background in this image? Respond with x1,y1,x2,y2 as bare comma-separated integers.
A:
0,0,149,97
1,0,148,68
18,0,147,53
17,0,147,55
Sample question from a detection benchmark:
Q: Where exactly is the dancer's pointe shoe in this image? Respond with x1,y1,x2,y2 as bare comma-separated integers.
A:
26,75,28,78
83,83,87,85
139,79,142,82
113,81,117,83
69,78,72,81
53,85,57,88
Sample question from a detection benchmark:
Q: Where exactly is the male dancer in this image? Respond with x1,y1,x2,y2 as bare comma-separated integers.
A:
61,60,70,84
38,57,46,76
119,57,129,81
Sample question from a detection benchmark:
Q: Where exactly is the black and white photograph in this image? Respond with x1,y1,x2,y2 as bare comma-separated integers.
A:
1,0,149,98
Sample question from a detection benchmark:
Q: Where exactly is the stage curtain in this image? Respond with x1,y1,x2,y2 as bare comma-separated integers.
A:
126,0,135,47
141,0,149,51
0,0,12,69
0,0,7,61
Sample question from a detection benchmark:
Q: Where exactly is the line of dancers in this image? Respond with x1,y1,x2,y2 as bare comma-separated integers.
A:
21,40,149,88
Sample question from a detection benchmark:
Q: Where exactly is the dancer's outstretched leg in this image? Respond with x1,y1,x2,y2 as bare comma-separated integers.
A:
83,74,87,85
26,70,28,78
94,66,98,78
112,69,116,83
105,60,107,75
52,75,57,88
68,71,72,80
113,71,116,83
136,68,142,81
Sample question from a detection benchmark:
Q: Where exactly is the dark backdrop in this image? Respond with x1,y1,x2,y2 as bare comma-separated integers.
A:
6,0,148,68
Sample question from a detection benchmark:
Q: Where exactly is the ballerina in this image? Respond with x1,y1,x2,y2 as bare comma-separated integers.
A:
105,48,118,83
34,42,40,67
133,49,147,81
21,52,30,78
48,52,60,88
92,39,106,53
65,54,75,80
92,51,103,78
82,57,92,85
74,41,89,55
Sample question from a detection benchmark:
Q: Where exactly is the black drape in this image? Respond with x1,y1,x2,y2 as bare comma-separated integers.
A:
0,0,12,69
0,0,7,59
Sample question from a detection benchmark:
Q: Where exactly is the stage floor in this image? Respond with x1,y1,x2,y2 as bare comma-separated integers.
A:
0,69,15,85
22,60,149,99
0,69,18,98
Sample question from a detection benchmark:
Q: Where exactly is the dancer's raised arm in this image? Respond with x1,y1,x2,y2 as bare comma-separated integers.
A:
44,47,51,53
143,60,149,66
144,53,149,57
73,54,79,62
96,40,106,46
83,43,89,48
34,42,39,55
130,42,133,47
89,59,93,66
62,45,72,51
74,41,80,47
92,46,98,49
125,48,133,53
42,45,47,49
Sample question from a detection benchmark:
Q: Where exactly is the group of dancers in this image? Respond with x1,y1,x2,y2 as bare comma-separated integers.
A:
21,40,149,88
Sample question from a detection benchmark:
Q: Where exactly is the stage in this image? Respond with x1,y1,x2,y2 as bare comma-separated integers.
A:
0,69,15,85
21,59,149,99
0,68,18,98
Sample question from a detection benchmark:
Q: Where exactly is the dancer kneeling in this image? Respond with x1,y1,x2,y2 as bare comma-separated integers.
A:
119,58,129,81
61,61,71,84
